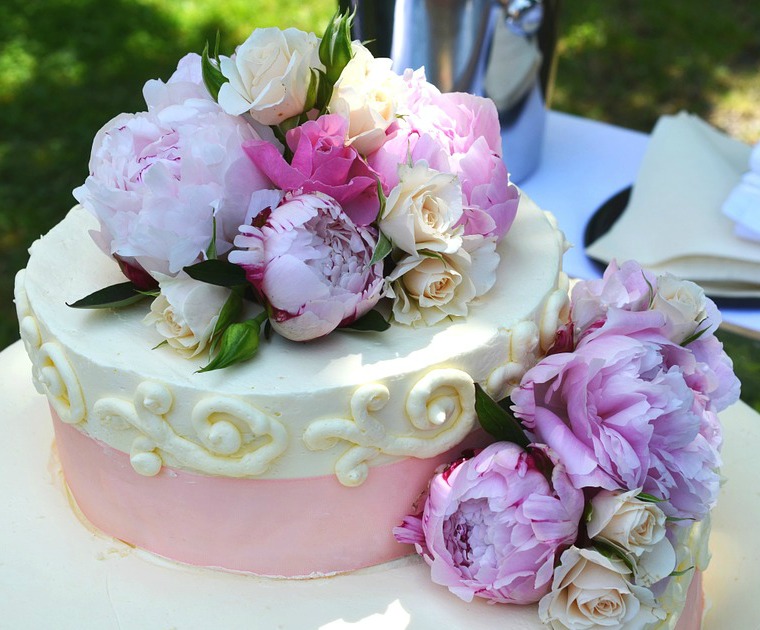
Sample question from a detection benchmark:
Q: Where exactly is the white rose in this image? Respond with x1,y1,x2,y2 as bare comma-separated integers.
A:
218,27,321,125
381,162,463,256
387,235,498,326
538,546,666,630
651,273,715,342
328,42,403,155
143,273,230,358
588,489,668,557
588,489,676,586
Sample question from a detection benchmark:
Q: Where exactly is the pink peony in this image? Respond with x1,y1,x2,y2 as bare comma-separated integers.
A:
511,332,733,520
229,190,384,341
369,84,518,240
243,114,380,226
569,260,721,347
74,57,270,280
393,442,583,604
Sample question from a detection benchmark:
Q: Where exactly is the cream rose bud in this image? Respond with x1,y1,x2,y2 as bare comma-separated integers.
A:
387,236,498,326
143,273,230,358
381,162,463,256
538,546,665,630
588,489,667,556
652,273,717,342
587,489,676,587
328,42,403,155
218,27,321,126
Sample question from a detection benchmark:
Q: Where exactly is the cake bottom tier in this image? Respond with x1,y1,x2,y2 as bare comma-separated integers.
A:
5,343,760,628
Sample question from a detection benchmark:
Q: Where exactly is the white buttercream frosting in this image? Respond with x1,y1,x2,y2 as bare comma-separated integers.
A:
17,193,567,481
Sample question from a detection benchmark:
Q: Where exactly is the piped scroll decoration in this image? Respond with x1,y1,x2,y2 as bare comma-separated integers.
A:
539,271,570,352
14,270,46,396
93,382,288,477
303,369,476,487
485,320,540,400
485,272,571,400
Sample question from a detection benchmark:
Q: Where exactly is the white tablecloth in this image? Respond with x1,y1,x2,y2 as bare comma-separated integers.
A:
519,111,760,334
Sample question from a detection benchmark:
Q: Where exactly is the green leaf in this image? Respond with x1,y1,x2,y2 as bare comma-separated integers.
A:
637,492,665,503
206,215,218,260
197,312,267,373
643,271,656,309
340,309,390,332
593,540,637,574
374,179,387,222
201,37,228,102
369,231,393,266
583,502,594,523
316,69,333,114
67,282,147,309
209,288,244,352
183,259,247,287
670,566,695,577
474,384,529,447
681,324,708,347
304,68,320,112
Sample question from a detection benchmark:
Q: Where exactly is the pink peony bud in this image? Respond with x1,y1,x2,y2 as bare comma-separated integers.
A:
229,190,384,341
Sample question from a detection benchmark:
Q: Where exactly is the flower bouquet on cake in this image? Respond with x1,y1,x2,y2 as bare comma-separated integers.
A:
395,261,739,629
70,11,518,371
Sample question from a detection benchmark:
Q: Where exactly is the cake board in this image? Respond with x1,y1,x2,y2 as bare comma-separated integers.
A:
1,340,757,629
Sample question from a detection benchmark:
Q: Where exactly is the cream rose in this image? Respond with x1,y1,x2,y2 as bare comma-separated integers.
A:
218,27,321,125
328,42,403,155
587,489,676,586
144,273,230,358
652,273,714,342
538,546,665,630
387,235,498,326
380,162,463,256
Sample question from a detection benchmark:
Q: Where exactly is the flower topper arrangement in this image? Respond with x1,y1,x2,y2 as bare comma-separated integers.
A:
395,261,740,629
70,12,519,371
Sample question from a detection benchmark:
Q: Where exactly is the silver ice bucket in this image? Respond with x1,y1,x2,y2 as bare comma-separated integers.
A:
340,0,561,183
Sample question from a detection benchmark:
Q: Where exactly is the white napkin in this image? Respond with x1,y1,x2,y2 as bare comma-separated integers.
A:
585,112,760,297
722,142,760,242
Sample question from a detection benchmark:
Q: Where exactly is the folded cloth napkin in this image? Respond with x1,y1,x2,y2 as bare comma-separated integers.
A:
722,142,760,242
585,111,760,298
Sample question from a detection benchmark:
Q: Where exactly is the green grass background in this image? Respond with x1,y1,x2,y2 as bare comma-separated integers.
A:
2,0,759,407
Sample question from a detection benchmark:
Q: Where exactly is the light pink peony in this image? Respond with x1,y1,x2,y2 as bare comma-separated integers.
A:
393,442,583,604
229,190,384,341
569,260,721,347
74,57,270,281
369,81,519,241
243,114,380,226
511,332,733,521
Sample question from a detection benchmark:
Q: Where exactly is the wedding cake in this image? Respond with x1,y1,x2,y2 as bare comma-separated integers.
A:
13,13,738,629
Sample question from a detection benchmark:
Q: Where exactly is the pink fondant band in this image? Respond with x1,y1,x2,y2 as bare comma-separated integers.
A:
52,408,489,577
674,571,704,630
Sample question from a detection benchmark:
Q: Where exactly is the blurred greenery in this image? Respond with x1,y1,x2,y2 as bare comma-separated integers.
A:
1,0,758,410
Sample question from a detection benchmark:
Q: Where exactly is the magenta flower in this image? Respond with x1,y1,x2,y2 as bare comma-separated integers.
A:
243,114,380,226
511,332,732,520
229,190,384,341
393,442,583,605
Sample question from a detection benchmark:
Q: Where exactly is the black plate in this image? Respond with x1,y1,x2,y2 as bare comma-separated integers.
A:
583,186,760,310
583,186,631,274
